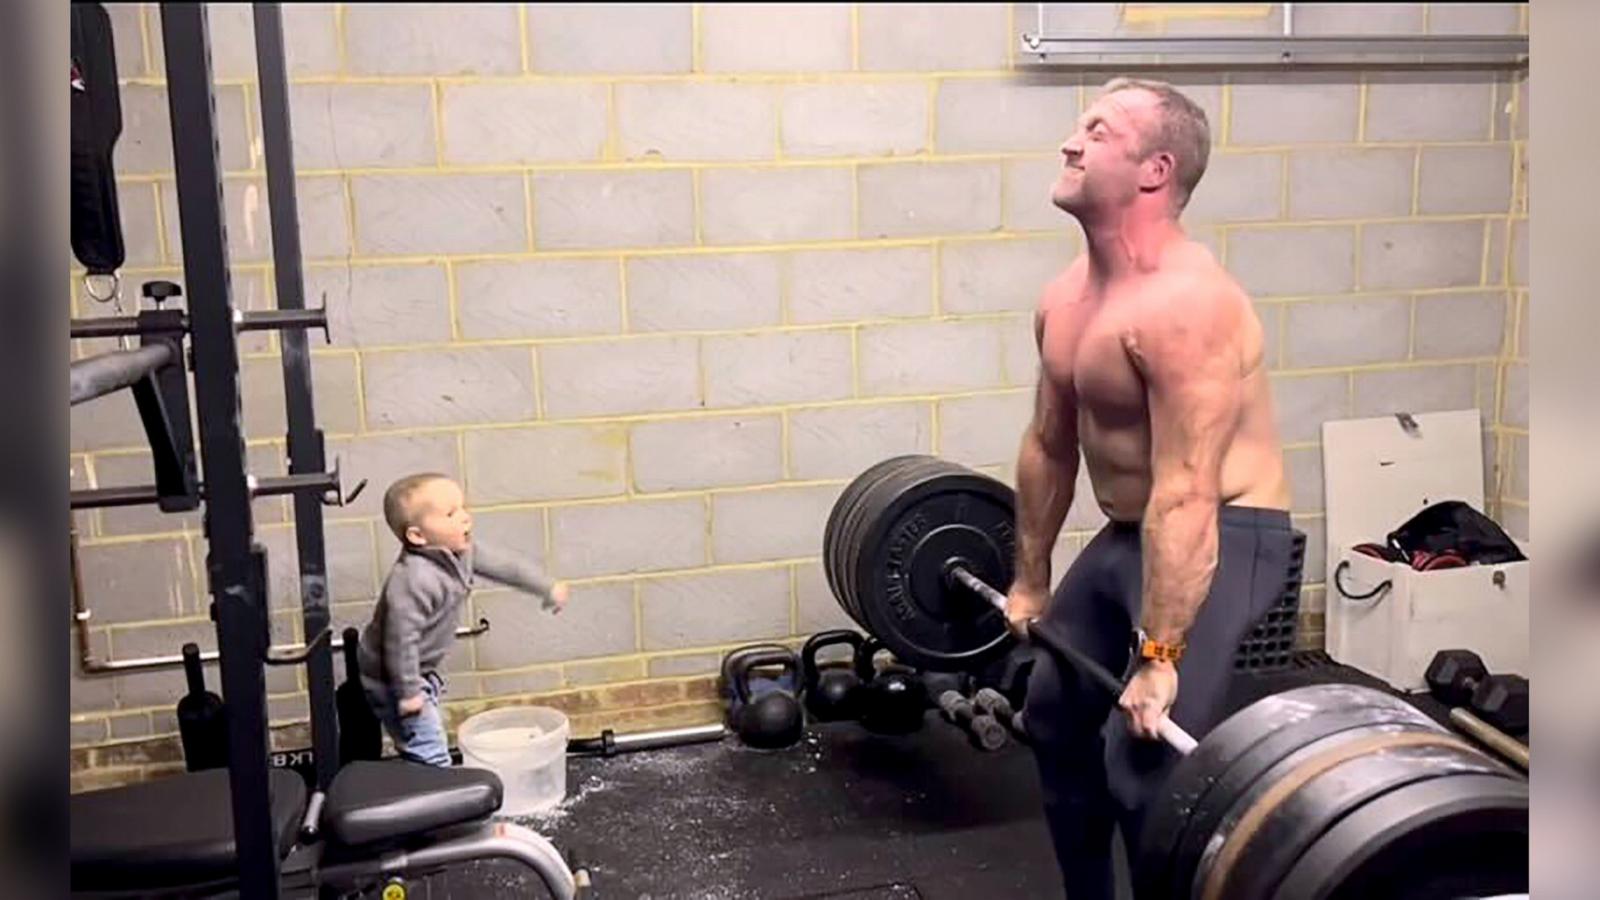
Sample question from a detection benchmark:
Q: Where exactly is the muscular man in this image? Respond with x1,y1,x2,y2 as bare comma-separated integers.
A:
1006,78,1303,898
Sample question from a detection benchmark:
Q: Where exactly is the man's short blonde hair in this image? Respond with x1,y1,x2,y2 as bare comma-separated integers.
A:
1099,77,1212,211
383,472,452,542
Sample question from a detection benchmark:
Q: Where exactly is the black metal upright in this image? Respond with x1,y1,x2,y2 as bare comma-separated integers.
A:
252,2,340,793
160,5,281,897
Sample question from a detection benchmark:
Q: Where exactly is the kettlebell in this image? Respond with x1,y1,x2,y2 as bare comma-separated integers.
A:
723,646,804,749
854,638,929,735
801,630,867,722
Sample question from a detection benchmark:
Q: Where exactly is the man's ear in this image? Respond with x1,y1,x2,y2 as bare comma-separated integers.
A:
1140,150,1176,193
404,524,427,547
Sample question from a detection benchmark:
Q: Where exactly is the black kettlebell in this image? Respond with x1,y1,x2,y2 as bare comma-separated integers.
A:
854,638,928,735
724,646,804,749
801,630,867,722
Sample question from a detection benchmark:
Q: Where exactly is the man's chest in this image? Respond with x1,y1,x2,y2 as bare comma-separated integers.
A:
1040,298,1149,420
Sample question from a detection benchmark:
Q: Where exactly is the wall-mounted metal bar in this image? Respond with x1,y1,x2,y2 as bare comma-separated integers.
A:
70,307,328,341
71,471,343,510
1018,34,1528,65
69,343,176,405
73,618,492,675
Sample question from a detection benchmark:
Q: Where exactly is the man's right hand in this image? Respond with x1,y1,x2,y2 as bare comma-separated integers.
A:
398,692,427,717
1005,585,1049,637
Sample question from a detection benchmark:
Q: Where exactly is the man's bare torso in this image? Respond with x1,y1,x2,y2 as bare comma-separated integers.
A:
1038,239,1291,522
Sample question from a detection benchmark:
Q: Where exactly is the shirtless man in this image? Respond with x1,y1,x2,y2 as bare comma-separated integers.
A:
1005,78,1302,898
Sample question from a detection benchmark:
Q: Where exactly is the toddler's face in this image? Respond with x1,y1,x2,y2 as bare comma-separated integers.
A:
406,479,473,554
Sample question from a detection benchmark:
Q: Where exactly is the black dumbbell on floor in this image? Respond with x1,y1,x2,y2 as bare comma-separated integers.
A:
1424,649,1530,735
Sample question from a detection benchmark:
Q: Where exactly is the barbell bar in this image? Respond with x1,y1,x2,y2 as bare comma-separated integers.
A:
945,562,1200,755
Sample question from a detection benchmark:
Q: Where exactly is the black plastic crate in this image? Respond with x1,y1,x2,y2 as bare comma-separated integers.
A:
1232,529,1309,673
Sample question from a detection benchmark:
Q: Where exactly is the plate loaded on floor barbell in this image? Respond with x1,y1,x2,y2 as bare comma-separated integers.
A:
824,455,1530,900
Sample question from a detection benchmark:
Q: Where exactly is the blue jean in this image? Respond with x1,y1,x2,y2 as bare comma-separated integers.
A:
374,671,451,767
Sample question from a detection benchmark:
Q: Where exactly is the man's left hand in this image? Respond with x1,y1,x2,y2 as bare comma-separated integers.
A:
1118,659,1179,740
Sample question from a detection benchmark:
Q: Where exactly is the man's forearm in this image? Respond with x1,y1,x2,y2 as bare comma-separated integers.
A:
1014,432,1077,595
1139,495,1220,645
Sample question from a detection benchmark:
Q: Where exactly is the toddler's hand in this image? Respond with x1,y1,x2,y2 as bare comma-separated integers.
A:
398,693,427,717
549,582,570,613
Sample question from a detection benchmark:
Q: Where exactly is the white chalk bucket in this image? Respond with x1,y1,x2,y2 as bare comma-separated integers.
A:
457,706,570,816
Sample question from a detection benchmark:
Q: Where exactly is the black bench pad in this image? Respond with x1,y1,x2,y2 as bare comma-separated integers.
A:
322,760,502,847
71,768,308,893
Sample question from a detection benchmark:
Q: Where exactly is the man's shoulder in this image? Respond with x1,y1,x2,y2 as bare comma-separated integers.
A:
1039,256,1091,312
1147,247,1247,315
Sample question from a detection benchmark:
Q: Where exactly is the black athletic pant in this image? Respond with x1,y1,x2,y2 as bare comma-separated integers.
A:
1022,506,1304,899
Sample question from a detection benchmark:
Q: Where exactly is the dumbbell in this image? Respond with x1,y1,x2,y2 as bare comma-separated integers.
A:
973,687,1032,745
936,691,1008,751
1424,649,1530,734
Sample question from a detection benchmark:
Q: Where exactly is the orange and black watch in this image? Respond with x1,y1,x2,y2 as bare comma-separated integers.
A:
1132,628,1185,664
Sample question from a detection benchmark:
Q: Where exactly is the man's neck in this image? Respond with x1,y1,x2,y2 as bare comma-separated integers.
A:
1079,205,1185,284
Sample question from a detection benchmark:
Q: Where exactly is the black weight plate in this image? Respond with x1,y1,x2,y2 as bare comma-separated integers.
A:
1137,685,1437,900
826,456,926,622
846,459,1004,664
851,464,1018,671
1211,741,1514,900
824,456,927,623
839,456,955,626
839,458,951,624
1271,773,1528,900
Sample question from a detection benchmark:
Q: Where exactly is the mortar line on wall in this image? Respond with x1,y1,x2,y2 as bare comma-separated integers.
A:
931,241,943,315
524,172,536,251
851,4,861,71
1421,3,1432,33
455,429,468,497
789,565,800,635
531,347,545,419
1220,81,1233,146
929,402,941,454
691,4,703,73
1410,147,1422,216
341,176,359,264
1480,219,1493,287
138,3,155,77
703,494,714,565
113,141,1521,182
926,80,939,152
151,182,173,265
352,351,369,431
605,83,619,162
240,86,261,174
1345,372,1355,416
518,4,530,74
617,258,631,331
334,4,348,76
1356,75,1369,143
445,259,462,341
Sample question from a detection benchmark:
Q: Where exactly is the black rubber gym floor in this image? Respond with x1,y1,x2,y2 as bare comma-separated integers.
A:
393,656,1522,899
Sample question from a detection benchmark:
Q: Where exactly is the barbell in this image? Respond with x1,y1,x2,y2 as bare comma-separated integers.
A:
823,455,1529,900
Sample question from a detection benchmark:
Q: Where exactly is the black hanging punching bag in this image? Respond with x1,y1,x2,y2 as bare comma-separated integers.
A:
70,2,127,279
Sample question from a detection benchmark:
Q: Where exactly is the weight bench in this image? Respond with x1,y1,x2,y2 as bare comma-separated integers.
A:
71,761,577,898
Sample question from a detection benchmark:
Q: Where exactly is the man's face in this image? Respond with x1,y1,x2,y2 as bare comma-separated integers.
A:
1051,89,1158,216
406,478,473,554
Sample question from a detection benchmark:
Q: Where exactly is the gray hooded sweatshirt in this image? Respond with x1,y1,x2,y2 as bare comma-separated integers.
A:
358,540,555,704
